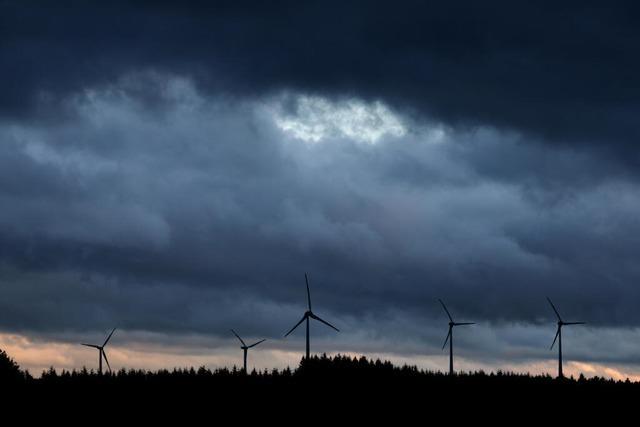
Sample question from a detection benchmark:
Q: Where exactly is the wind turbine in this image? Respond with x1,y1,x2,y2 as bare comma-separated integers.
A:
81,328,116,375
439,299,474,376
231,329,266,374
547,297,585,378
284,273,339,360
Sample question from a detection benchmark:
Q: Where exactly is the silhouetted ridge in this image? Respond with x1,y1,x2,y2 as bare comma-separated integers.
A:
3,351,638,413
0,348,635,395
30,353,637,387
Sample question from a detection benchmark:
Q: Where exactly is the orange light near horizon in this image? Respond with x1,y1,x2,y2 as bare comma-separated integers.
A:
2,332,640,381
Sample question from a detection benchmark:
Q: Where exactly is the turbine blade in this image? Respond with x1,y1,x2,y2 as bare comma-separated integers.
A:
81,343,100,349
546,297,563,322
103,328,116,347
311,314,339,332
284,314,307,337
230,329,246,346
442,329,451,350
454,322,475,326
248,339,266,348
101,349,112,373
439,299,454,322
564,322,586,325
305,273,312,311
550,327,560,350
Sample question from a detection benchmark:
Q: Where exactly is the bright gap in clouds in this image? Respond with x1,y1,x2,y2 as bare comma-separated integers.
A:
271,95,407,144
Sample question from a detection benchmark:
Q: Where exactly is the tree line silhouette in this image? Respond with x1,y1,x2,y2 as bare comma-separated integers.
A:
3,348,637,389
4,347,639,415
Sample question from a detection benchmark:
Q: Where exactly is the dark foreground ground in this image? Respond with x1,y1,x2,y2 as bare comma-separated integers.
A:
1,351,637,421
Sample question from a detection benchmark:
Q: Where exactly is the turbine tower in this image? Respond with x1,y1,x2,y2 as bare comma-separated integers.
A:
81,328,116,375
284,273,339,360
547,297,586,378
439,299,474,376
231,329,266,374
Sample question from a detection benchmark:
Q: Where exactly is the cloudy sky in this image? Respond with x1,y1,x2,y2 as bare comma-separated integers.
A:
2,1,640,379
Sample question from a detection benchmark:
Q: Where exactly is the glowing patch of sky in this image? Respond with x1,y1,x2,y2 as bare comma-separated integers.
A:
271,95,406,144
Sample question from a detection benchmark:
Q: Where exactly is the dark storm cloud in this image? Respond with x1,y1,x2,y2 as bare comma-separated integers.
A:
2,1,640,161
0,78,639,342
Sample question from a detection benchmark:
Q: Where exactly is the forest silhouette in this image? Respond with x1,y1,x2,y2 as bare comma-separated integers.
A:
2,349,638,425
2,348,638,404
